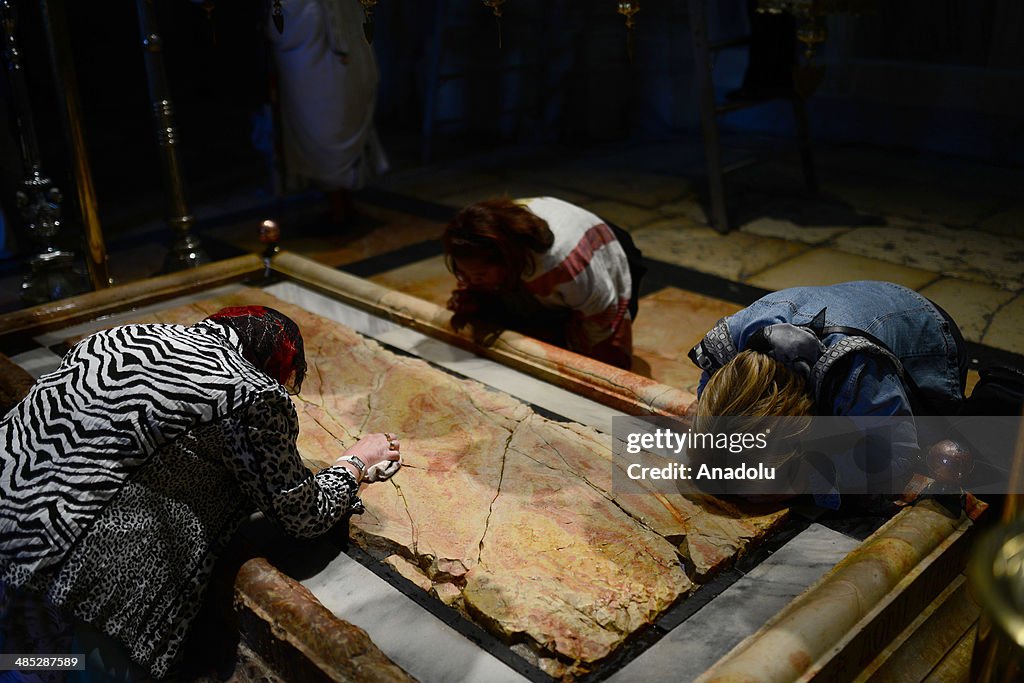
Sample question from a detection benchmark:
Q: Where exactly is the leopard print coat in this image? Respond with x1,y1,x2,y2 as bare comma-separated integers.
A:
2,321,362,678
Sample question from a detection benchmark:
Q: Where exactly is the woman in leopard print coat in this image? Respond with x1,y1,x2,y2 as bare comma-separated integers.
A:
0,306,401,680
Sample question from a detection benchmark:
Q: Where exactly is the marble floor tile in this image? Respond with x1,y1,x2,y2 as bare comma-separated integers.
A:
609,523,861,683
728,159,815,195
630,220,808,282
207,201,330,254
520,166,691,209
657,196,708,225
816,147,1024,202
392,170,504,204
978,206,1024,239
833,223,1024,291
633,352,703,395
966,369,981,397
982,294,1024,356
631,288,741,392
746,248,938,292
579,199,662,231
439,181,592,209
826,180,1000,228
212,204,444,270
917,279,1016,345
740,216,853,245
370,255,455,308
635,288,741,362
317,224,444,269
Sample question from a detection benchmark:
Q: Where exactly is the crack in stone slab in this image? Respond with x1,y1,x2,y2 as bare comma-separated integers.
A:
527,424,680,555
477,421,517,565
391,478,418,559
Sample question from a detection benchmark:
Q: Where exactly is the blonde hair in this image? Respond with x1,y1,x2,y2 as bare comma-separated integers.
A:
693,350,813,470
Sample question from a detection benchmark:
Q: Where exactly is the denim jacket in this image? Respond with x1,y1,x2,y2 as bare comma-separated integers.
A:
694,281,965,507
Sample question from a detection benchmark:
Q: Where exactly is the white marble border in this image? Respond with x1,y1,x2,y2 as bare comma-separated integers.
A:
301,551,532,683
608,524,861,682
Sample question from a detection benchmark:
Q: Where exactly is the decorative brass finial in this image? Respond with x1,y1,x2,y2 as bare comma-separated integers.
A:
259,219,281,278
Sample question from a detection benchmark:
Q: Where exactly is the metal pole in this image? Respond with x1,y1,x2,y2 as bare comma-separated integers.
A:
135,0,209,272
40,0,112,289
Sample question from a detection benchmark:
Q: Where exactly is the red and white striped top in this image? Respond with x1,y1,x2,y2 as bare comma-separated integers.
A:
519,197,633,351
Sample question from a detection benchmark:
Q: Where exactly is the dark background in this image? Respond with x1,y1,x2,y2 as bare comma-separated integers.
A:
2,0,1023,260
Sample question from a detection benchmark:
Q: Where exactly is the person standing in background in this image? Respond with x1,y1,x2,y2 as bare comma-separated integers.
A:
267,0,389,225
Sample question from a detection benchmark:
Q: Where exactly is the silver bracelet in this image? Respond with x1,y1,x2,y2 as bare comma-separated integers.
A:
339,455,366,478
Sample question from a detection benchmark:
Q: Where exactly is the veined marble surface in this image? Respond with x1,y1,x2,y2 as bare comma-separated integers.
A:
300,551,532,683
295,523,859,683
8,346,63,380
607,523,861,682
265,281,621,433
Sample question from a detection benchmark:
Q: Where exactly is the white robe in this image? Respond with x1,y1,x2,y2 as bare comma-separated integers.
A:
268,0,389,191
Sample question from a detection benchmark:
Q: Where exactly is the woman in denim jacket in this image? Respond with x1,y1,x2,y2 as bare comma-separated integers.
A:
688,281,967,507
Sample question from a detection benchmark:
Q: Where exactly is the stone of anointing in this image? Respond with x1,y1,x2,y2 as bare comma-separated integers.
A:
116,289,787,678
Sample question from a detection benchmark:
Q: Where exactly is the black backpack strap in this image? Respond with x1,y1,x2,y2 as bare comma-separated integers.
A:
963,365,1024,416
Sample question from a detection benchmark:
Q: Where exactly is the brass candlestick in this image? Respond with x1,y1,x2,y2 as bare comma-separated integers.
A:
135,0,210,272
617,0,640,63
482,0,506,48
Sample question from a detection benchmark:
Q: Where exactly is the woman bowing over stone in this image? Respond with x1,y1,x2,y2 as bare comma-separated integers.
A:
687,281,968,507
443,196,647,370
0,305,401,680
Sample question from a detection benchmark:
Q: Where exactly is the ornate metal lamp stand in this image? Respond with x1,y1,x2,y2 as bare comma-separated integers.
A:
1,0,89,304
135,0,209,272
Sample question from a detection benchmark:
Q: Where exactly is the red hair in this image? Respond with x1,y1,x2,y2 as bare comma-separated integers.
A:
443,198,554,287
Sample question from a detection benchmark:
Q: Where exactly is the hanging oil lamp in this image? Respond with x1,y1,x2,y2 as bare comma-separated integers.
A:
482,0,506,48
617,0,639,63
200,0,217,46
359,0,378,44
271,0,284,34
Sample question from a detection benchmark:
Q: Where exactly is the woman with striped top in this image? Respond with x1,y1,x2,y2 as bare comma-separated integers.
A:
443,196,646,370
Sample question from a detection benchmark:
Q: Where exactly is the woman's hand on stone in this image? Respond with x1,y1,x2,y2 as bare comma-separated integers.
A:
334,432,401,483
